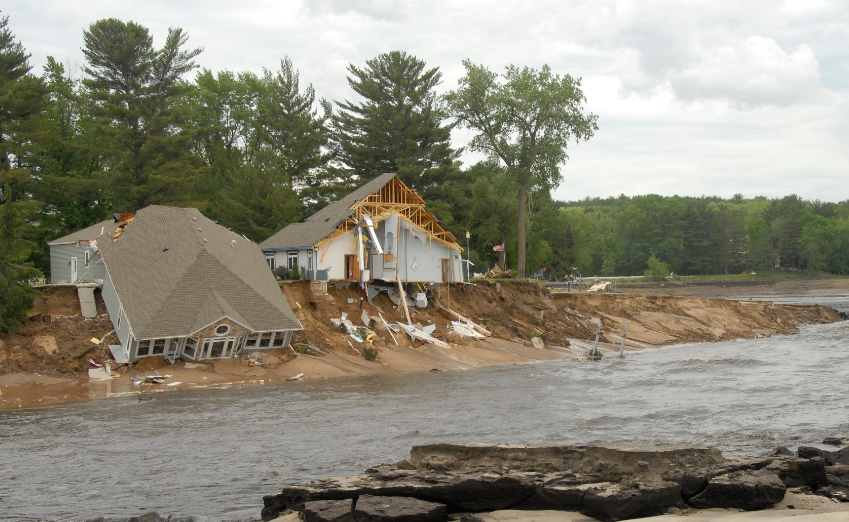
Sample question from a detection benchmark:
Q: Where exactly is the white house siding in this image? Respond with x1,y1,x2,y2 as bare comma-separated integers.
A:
101,265,132,350
49,243,107,284
315,230,356,280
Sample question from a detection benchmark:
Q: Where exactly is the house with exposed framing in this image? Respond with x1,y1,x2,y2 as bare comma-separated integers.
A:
260,173,464,302
68,205,303,363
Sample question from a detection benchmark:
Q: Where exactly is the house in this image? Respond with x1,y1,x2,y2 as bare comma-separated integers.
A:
47,213,134,284
65,205,303,363
260,173,464,303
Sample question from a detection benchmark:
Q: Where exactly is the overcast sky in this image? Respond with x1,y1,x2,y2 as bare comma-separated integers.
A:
5,0,849,202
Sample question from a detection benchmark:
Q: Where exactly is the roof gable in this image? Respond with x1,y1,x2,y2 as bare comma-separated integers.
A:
98,205,302,339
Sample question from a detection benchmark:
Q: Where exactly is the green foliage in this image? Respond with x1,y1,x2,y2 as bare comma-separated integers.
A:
82,19,203,210
289,262,300,281
643,256,671,281
0,187,41,332
363,347,379,361
446,61,598,274
334,51,458,191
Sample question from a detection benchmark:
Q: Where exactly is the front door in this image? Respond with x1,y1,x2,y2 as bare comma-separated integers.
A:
441,258,450,282
71,257,78,283
345,254,360,280
199,337,236,360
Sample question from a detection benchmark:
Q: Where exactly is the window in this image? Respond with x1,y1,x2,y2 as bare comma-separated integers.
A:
116,306,123,331
259,332,273,347
273,331,286,347
245,333,258,347
265,253,275,271
215,324,230,336
184,338,197,358
287,251,298,270
308,250,313,270
152,339,165,355
84,250,91,268
137,340,151,357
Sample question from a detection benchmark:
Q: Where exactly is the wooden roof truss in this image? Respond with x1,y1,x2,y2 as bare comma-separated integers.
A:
318,177,461,250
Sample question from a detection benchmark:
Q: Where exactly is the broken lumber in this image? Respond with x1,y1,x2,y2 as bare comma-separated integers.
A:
396,271,412,325
438,306,491,337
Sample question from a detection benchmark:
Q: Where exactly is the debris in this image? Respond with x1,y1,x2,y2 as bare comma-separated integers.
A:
378,312,399,346
481,266,508,279
109,344,128,364
137,394,152,401
450,322,485,340
348,298,355,304
88,359,101,367
422,324,436,335
295,302,302,309
88,366,112,380
366,333,377,344
401,324,449,347
90,337,101,345
439,306,492,337
131,377,145,385
166,382,181,387
531,337,545,350
287,373,304,381
361,310,371,327
77,285,97,318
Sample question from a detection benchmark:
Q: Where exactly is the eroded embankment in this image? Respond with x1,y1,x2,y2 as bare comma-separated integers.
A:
553,293,842,348
0,282,844,409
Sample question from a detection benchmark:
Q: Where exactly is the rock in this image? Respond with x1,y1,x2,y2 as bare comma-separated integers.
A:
765,457,826,487
767,447,794,457
531,337,544,350
798,446,849,466
518,482,587,511
303,499,353,522
687,469,786,510
31,335,58,355
823,437,849,447
262,471,536,520
128,513,166,522
580,481,685,522
353,495,447,522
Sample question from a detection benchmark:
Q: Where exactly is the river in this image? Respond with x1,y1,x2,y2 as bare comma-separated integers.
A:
2,293,847,521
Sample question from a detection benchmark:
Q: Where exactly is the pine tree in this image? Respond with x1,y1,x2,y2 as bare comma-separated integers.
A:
334,51,457,191
0,186,40,332
82,19,202,210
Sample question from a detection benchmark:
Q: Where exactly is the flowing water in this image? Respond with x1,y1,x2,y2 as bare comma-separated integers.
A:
2,293,848,521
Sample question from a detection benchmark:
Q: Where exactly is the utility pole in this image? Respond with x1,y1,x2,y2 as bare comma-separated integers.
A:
465,231,471,282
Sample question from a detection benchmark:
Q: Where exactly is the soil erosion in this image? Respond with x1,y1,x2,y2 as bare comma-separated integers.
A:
0,280,842,409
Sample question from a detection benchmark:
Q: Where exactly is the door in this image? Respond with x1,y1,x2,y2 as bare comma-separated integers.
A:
199,338,236,360
441,258,450,283
345,254,360,280
71,257,78,283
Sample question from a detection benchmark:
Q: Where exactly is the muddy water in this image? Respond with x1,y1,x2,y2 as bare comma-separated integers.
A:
2,295,848,521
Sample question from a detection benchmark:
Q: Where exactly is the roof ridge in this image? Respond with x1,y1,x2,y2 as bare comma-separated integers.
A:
135,246,204,335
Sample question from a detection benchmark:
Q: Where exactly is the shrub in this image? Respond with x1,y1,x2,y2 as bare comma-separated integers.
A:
644,256,671,282
363,347,379,361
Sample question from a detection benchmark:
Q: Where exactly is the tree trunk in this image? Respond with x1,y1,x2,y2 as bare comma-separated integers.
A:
517,181,527,276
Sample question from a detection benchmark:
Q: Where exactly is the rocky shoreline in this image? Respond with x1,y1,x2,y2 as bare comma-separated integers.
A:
262,442,849,522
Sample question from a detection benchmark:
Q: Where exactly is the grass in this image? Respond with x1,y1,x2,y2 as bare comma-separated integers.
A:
363,347,379,361
481,317,502,326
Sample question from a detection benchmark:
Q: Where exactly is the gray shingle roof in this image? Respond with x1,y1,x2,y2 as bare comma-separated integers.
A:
260,172,397,250
48,219,123,245
98,205,302,340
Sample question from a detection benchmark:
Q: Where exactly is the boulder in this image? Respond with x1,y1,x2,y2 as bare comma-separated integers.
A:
798,446,849,466
31,335,58,355
353,495,447,522
767,447,794,457
262,471,536,520
304,499,354,522
687,469,786,510
819,465,849,502
765,457,826,487
581,481,685,522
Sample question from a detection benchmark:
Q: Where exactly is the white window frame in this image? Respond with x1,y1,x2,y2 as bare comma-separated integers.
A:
265,252,275,271
84,249,91,268
287,251,298,270
116,305,123,331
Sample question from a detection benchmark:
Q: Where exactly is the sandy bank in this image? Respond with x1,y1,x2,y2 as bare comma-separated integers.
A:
1,280,843,410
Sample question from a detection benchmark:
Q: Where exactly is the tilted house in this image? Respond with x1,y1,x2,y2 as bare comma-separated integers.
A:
47,214,133,284
260,173,464,298
93,205,302,363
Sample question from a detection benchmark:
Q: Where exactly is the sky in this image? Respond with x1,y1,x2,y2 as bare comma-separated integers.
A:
5,0,849,202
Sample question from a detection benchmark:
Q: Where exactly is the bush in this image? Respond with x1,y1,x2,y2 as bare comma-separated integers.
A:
363,347,379,361
290,263,300,280
644,256,671,282
273,266,288,280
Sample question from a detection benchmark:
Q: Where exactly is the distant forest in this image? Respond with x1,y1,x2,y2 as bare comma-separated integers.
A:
1,15,848,321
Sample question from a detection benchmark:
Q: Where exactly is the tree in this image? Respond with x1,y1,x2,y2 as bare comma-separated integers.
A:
82,19,202,210
446,61,598,275
334,51,458,191
0,186,41,332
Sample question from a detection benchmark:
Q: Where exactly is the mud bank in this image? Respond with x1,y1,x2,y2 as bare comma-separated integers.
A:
262,443,849,522
0,281,843,409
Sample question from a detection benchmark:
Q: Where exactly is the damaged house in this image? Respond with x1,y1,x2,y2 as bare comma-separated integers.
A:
47,213,134,284
55,205,303,363
260,173,464,306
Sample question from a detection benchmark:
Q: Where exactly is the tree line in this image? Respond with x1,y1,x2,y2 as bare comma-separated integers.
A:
0,15,846,329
